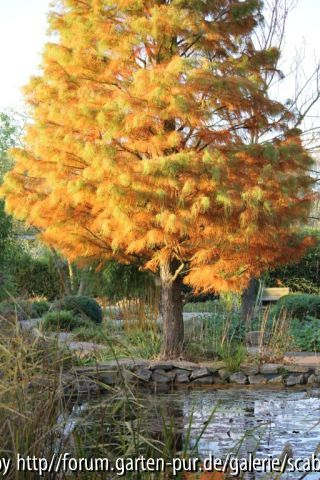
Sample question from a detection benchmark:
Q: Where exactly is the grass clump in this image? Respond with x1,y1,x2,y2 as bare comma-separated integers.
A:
0,297,50,321
42,310,94,332
183,310,245,361
73,323,108,343
217,344,247,372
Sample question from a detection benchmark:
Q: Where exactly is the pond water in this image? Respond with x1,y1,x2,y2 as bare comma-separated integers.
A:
67,386,320,479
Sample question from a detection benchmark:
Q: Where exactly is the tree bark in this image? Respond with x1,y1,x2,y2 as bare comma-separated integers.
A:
78,268,89,296
241,278,260,323
160,262,184,359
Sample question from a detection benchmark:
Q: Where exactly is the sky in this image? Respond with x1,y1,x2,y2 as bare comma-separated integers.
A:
0,0,319,113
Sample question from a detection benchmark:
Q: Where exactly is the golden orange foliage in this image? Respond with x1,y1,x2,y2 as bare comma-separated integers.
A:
0,0,314,293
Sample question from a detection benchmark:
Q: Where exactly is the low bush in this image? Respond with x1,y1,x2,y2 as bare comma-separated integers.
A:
30,299,50,317
291,316,320,351
42,310,93,331
10,254,62,300
54,295,103,324
270,294,320,320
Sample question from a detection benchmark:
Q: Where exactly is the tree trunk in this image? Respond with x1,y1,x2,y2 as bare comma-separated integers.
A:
241,278,260,323
160,262,184,359
78,268,89,296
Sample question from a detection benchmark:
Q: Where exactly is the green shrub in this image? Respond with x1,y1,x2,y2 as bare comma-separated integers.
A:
11,254,62,300
30,300,50,317
54,295,103,324
291,316,320,351
271,294,320,320
42,310,93,331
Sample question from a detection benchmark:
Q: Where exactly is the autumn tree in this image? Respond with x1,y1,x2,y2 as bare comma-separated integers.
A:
0,0,314,358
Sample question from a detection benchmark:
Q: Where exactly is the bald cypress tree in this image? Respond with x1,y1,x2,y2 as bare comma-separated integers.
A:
1,0,314,358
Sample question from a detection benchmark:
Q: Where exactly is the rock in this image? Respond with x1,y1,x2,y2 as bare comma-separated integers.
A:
190,368,211,381
268,375,283,384
208,361,226,373
56,332,74,343
98,370,119,385
172,369,190,383
172,361,198,371
64,377,100,395
218,368,230,381
259,363,283,375
285,374,305,387
285,365,310,374
119,359,148,370
149,361,173,371
75,360,148,376
212,374,228,385
241,364,259,376
308,375,320,385
248,375,267,385
66,341,107,358
307,374,317,385
134,368,152,382
192,375,214,385
19,318,41,331
245,331,271,347
314,367,320,376
175,372,190,383
152,369,176,383
230,372,248,384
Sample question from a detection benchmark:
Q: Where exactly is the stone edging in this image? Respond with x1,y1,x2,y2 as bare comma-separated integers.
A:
63,359,320,395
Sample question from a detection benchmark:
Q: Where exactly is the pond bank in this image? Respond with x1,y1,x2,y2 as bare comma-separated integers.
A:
63,359,320,396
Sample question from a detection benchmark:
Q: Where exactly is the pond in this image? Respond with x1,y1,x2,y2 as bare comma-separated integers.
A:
65,386,320,479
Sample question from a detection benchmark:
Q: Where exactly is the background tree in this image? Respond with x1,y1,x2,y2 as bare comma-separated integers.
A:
0,0,314,358
0,112,19,288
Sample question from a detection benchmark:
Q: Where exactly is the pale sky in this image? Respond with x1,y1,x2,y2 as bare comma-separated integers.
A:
0,0,319,114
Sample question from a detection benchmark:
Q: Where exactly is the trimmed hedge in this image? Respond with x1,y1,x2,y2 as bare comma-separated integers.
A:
271,294,320,320
54,295,103,324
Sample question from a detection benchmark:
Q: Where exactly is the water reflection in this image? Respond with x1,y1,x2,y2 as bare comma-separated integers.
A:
68,387,320,479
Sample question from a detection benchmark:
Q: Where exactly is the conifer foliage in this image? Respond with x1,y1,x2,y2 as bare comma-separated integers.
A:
1,0,314,357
